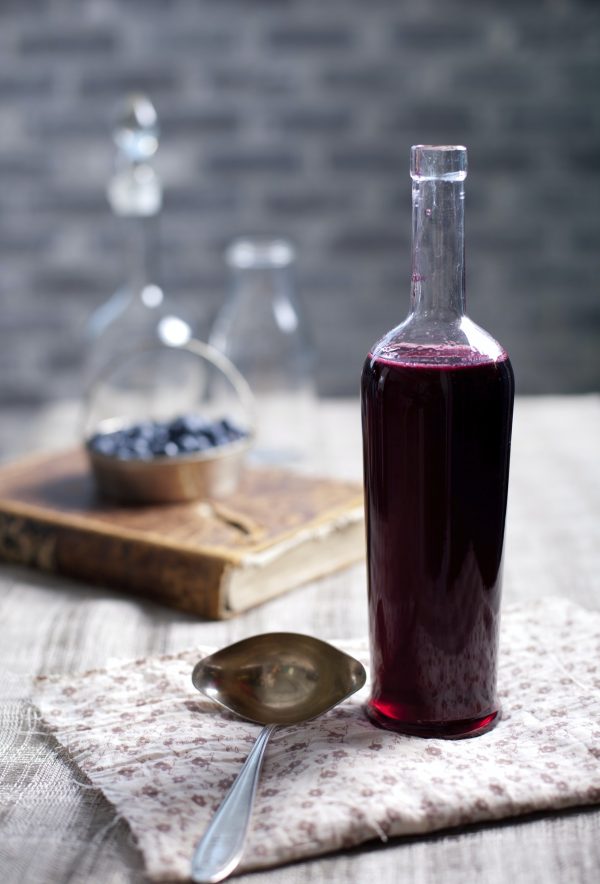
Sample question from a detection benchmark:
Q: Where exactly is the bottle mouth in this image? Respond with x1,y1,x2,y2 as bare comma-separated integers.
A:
410,145,467,182
226,237,296,270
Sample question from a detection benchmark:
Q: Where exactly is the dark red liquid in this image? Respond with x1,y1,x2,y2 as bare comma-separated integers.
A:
361,351,514,738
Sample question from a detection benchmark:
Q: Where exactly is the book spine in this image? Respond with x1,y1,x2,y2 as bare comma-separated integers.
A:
0,511,227,619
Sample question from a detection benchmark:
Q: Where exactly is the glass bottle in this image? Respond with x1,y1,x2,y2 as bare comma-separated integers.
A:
209,237,318,468
85,95,192,390
361,145,514,739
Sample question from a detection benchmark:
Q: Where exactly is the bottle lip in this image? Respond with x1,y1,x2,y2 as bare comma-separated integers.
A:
225,237,296,269
410,145,467,182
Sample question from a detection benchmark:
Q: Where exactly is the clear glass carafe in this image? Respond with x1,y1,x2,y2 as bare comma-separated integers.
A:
209,237,318,468
85,95,192,390
361,146,514,738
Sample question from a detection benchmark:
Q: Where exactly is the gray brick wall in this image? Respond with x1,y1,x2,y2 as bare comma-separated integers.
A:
0,0,599,404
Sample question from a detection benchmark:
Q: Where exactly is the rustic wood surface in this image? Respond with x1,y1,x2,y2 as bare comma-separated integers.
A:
0,396,599,884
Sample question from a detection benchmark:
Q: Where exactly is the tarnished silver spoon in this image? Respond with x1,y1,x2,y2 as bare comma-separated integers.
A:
190,632,366,883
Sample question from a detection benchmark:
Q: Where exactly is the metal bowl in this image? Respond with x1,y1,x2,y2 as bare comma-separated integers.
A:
86,428,252,504
84,340,255,505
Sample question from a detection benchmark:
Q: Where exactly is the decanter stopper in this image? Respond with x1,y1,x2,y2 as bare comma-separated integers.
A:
107,94,162,218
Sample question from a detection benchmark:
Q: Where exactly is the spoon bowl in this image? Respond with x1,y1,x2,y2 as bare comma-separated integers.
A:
191,632,366,726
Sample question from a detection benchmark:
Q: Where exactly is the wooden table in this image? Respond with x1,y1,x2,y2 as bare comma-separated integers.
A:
1,396,599,884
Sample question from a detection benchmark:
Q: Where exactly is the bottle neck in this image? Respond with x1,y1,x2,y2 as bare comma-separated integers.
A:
410,176,466,320
232,267,290,299
128,216,159,298
226,239,296,304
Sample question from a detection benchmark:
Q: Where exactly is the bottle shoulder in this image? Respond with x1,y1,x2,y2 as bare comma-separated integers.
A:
369,314,509,368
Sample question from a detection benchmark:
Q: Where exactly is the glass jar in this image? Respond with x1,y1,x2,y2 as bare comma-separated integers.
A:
85,95,192,389
210,237,318,468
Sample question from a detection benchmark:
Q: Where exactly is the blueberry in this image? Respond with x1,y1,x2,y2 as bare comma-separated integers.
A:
169,414,204,437
130,437,152,458
149,430,169,454
193,430,212,449
178,434,201,453
201,425,219,446
90,434,117,456
219,417,245,441
136,421,156,441
115,446,135,460
163,441,179,457
184,414,210,434
212,428,231,447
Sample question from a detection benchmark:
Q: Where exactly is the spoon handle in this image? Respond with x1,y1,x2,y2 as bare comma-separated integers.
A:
191,723,277,884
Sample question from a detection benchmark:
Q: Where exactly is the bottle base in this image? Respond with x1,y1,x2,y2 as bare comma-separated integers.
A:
365,702,500,740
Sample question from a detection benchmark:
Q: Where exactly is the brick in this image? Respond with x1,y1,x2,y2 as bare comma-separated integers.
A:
266,26,355,51
535,183,597,215
467,145,535,173
45,345,86,374
112,0,181,7
505,106,595,134
297,268,357,293
468,227,541,254
164,29,236,53
0,0,48,14
208,149,301,174
519,19,598,51
507,262,593,294
389,105,474,140
272,107,354,133
32,267,116,297
565,146,600,172
211,66,298,95
33,189,108,216
571,227,599,253
331,227,404,255
394,21,485,51
0,383,48,408
20,27,115,55
163,187,239,212
30,111,108,139
329,147,401,174
452,62,532,93
561,61,600,93
265,190,353,215
157,267,225,294
81,69,179,97
321,65,400,92
159,108,240,135
196,0,297,4
0,72,53,96
0,229,52,255
403,105,473,131
0,153,49,177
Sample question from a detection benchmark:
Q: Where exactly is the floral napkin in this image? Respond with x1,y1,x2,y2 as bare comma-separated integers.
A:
33,597,600,880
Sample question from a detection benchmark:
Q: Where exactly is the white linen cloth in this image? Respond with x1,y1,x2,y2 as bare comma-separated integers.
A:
33,598,600,880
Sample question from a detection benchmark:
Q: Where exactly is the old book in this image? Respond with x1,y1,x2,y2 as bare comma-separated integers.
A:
0,449,364,619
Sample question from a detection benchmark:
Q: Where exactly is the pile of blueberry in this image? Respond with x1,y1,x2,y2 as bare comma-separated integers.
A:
88,414,248,460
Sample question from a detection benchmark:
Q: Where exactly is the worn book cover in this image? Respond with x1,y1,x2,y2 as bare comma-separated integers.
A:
0,449,365,619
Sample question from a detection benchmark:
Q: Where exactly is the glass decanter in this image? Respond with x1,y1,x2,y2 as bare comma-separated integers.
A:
209,237,318,468
85,95,192,390
361,145,515,738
